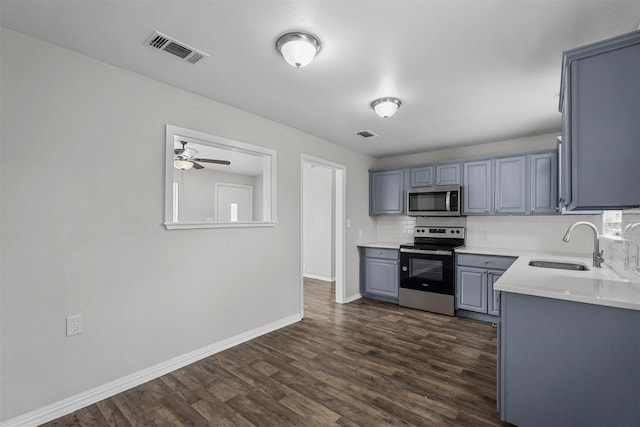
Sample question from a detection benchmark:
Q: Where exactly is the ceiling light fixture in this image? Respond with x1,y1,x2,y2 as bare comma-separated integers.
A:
276,32,321,68
371,97,402,118
174,159,194,170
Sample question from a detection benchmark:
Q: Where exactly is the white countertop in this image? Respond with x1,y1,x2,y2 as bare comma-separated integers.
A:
358,241,404,249
458,246,640,311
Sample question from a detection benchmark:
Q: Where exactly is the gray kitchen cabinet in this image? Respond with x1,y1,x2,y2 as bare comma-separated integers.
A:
456,266,487,312
530,151,558,214
360,247,399,303
435,163,461,186
369,169,405,215
409,165,433,187
463,160,492,214
456,253,516,320
494,156,527,214
498,291,640,426
559,31,640,211
487,272,502,316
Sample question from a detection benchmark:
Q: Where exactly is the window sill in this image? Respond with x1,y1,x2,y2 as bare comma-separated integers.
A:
164,221,278,230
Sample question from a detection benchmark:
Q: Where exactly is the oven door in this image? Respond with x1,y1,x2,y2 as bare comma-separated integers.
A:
399,248,455,295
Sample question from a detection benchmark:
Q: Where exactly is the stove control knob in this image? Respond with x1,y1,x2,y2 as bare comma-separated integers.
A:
402,266,408,272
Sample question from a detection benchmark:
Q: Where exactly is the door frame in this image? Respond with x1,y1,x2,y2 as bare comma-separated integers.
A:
300,154,346,315
214,182,253,222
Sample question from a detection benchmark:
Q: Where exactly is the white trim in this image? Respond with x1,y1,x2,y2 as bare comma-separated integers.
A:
300,154,347,310
344,293,363,304
164,124,277,229
0,314,301,427
164,221,277,229
303,273,336,282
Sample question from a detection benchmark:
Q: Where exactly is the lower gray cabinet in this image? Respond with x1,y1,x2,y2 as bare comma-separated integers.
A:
456,253,515,319
499,292,640,426
360,247,399,303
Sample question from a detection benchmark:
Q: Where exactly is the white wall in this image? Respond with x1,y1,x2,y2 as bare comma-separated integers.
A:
0,28,377,422
303,164,334,281
175,168,259,222
373,132,558,170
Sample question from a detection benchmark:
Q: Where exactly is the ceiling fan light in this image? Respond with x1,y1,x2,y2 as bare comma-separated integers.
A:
371,97,402,118
174,159,194,170
276,32,320,68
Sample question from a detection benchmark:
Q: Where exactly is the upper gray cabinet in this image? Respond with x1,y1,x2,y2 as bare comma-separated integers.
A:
409,163,460,187
463,160,493,214
494,156,527,214
463,151,558,215
370,169,405,215
559,30,640,211
435,163,461,186
530,151,558,214
409,165,433,187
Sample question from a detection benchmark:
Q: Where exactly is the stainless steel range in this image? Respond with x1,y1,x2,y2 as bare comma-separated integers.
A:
399,226,465,316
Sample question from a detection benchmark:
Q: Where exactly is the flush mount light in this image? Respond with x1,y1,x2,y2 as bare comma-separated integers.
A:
276,32,321,68
371,97,402,118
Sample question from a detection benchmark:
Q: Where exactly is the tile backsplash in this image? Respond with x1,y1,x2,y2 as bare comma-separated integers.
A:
375,215,415,243
608,209,640,282
465,215,601,255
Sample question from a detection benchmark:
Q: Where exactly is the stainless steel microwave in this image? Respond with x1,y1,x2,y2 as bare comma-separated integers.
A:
407,185,462,216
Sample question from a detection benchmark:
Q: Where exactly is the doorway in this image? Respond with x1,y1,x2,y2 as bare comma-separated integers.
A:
300,155,346,316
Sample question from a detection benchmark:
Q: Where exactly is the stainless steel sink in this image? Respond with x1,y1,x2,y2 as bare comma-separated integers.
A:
528,260,590,271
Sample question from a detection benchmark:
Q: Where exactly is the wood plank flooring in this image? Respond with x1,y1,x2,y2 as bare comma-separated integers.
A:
43,278,510,426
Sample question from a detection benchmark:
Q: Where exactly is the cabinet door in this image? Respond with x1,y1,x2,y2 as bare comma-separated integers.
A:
410,165,433,187
365,257,399,298
562,32,640,210
456,267,487,313
487,271,503,316
435,163,461,186
370,169,404,215
530,152,558,214
463,160,492,214
495,156,527,214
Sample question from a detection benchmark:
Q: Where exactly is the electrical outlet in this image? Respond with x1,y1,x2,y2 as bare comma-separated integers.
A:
481,231,488,241
66,314,83,337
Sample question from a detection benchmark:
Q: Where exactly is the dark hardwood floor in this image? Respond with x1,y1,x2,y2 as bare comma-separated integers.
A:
44,278,509,426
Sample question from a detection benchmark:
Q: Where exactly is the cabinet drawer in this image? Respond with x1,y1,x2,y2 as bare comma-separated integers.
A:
364,247,399,260
457,253,516,270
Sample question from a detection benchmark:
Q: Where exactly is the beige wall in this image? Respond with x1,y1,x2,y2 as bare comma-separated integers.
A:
0,28,376,421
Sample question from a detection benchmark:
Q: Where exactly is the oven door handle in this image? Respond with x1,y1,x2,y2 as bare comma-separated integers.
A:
400,248,452,256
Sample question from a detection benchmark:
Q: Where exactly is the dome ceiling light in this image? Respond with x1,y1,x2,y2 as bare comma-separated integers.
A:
276,32,321,68
371,97,402,118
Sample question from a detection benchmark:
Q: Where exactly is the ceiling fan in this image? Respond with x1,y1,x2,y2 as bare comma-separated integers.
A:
174,141,231,170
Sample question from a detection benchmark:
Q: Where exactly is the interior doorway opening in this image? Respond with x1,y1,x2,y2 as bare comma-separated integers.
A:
300,155,346,315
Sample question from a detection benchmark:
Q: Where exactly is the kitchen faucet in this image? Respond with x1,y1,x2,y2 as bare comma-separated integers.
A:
562,221,604,268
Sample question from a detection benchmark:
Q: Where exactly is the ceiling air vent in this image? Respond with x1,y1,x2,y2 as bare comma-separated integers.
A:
356,130,379,138
144,31,209,64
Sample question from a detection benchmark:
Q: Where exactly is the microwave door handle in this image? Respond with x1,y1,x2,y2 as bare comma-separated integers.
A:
445,191,451,211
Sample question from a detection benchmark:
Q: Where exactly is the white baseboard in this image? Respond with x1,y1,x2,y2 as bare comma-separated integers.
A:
344,293,363,304
0,313,302,427
303,273,335,282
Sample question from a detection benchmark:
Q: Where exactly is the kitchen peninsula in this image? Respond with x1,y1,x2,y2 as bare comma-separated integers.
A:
478,249,640,427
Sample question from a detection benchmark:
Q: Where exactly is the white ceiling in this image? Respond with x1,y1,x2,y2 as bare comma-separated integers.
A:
2,1,639,158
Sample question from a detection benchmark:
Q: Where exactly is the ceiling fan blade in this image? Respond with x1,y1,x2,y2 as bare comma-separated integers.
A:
192,161,204,169
193,158,231,165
